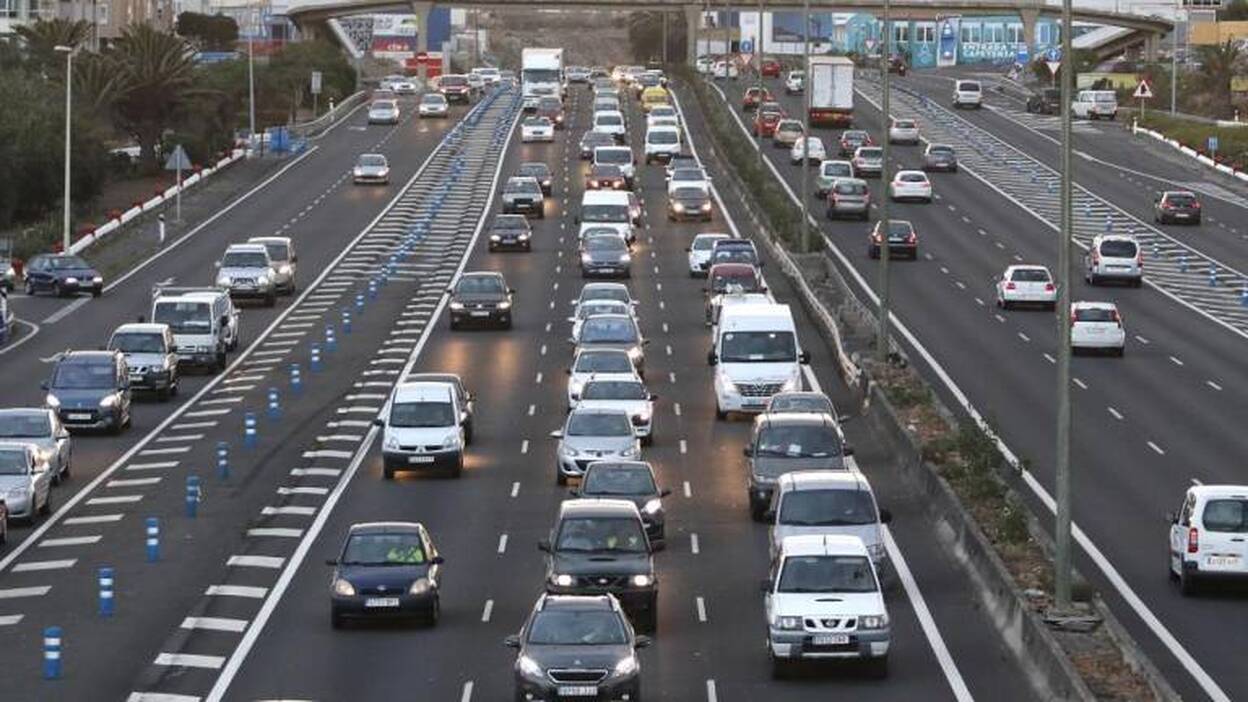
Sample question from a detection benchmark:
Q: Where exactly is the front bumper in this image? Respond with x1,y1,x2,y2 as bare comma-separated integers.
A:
668,206,712,222
581,261,631,277
523,131,556,142
716,387,772,414
489,236,531,250
769,628,891,660
331,589,437,620
450,306,511,326
354,173,390,184
226,283,274,300
177,348,222,368
556,453,633,479
57,406,121,430
129,369,174,391
3,491,34,518
383,447,462,473
515,674,639,702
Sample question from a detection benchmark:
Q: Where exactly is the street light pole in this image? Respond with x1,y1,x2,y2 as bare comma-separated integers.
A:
248,4,257,153
1170,0,1179,115
1054,0,1075,612
876,0,893,361
800,0,811,252
756,0,765,171
56,45,74,254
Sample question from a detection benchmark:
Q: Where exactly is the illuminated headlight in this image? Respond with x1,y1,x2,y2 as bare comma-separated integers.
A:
64,277,79,285
490,234,501,242
332,578,356,596
642,498,662,515
672,203,684,213
518,233,529,240
45,393,61,409
618,253,631,263
216,275,231,287
541,179,551,188
620,445,639,459
626,346,643,362
408,577,431,595
613,655,638,676
92,275,103,284
581,254,593,264
518,655,544,678
701,202,712,211
353,168,363,177
278,265,292,276
497,300,511,310
561,444,579,457
630,574,653,587
384,434,399,450
449,301,465,310
859,614,889,630
776,616,802,630
551,573,575,587
99,394,119,408
441,433,460,449
378,168,390,178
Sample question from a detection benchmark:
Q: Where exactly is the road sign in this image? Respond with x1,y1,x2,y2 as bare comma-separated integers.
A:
1046,60,1061,76
1045,47,1061,62
164,144,191,172
1016,47,1030,64
1208,135,1219,153
1133,80,1154,99
310,70,323,95
864,38,877,52
739,39,753,54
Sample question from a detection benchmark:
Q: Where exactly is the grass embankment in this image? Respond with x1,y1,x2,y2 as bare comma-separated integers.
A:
1130,110,1248,171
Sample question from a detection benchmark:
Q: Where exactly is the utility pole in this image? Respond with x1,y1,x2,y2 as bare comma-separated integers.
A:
56,45,74,253
662,11,669,64
875,0,892,360
757,0,765,173
1054,0,1075,612
799,0,811,252
473,8,480,66
247,3,257,154
1170,0,1179,115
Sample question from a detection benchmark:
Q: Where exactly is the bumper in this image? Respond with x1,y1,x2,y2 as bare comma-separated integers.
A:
489,237,532,250
331,590,437,620
177,350,222,367
716,387,771,414
546,582,656,620
57,407,121,430
891,189,931,201
383,448,462,473
4,492,34,518
515,675,639,702
353,174,389,184
1182,560,1248,583
924,160,957,171
828,205,869,219
644,150,679,163
668,207,712,222
581,263,631,277
450,308,511,326
227,285,275,300
523,132,556,142
870,243,917,259
418,108,449,117
1091,266,1141,281
129,370,174,391
1071,334,1125,350
769,629,891,660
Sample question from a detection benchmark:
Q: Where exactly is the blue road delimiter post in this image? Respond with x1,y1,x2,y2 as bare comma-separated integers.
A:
244,411,258,447
98,567,114,617
186,475,201,518
289,363,302,395
325,325,337,353
341,309,352,334
216,441,229,480
310,343,322,372
43,626,62,679
145,517,160,562
267,389,281,420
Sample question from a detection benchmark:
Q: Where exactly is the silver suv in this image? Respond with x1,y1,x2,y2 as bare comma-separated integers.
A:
215,243,277,306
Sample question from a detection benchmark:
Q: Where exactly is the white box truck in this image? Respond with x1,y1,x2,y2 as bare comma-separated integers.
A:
809,56,855,128
521,47,564,110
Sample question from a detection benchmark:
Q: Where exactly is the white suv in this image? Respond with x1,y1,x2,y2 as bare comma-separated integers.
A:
1085,235,1142,287
643,125,682,164
376,381,467,479
764,534,890,678
1169,485,1248,595
952,80,982,109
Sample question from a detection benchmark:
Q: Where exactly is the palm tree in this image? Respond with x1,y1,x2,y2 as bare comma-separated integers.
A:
105,24,200,173
1194,40,1243,118
15,18,92,73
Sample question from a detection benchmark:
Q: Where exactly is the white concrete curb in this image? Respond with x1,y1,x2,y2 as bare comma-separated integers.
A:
1131,119,1248,185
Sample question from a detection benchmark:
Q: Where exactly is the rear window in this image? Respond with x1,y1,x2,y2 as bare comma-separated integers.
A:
1099,239,1138,258
1165,193,1197,206
1094,93,1118,104
1074,307,1116,323
1201,499,1248,533
894,120,916,128
958,81,981,92
1011,268,1050,282
834,182,867,195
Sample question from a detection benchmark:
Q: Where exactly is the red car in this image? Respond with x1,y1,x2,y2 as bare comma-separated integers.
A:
741,87,774,111
760,59,782,78
753,103,786,137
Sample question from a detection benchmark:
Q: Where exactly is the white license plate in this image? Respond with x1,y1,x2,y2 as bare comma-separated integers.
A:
1206,556,1242,568
557,686,598,697
470,311,491,317
67,413,92,420
408,455,435,464
813,634,850,646
364,597,400,608
1175,213,1190,218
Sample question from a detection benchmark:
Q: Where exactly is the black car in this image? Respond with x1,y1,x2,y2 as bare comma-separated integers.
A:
579,233,632,278
587,164,626,191
574,461,670,546
744,412,852,520
709,239,761,268
516,161,554,195
328,521,443,628
868,219,918,260
487,214,533,252
42,350,131,433
1025,88,1061,115
580,131,616,160
505,594,649,702
536,96,566,129
540,499,658,631
501,176,546,219
667,186,713,222
23,254,103,298
1154,190,1202,224
448,271,514,329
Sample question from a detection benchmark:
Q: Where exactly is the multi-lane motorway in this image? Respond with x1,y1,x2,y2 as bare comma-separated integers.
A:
703,68,1248,701
0,76,1054,701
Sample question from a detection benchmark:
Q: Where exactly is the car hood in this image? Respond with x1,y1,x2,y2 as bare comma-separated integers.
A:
220,266,269,278
562,435,636,454
48,387,112,407
771,591,885,618
583,250,629,263
490,227,528,238
503,191,541,201
51,266,100,279
522,644,633,671
753,456,848,477
718,361,797,383
338,563,429,590
551,551,652,577
0,474,33,490
388,426,457,445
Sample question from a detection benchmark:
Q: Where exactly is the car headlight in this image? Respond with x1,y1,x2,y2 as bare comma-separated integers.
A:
490,234,501,242
353,168,363,177
859,614,889,630
618,253,631,263
216,275,230,287
542,179,552,187
776,616,803,630
613,655,638,676
278,265,292,276
449,301,465,310
442,433,460,449
99,394,119,408
65,277,78,284
620,446,639,459
642,498,662,515
332,578,356,596
518,655,544,679
569,380,584,398
497,300,511,310
92,276,103,284
701,202,712,211
561,444,580,457
630,574,653,588
672,203,684,212
45,393,61,409
518,233,529,240
551,573,575,587
408,577,431,595
384,434,399,450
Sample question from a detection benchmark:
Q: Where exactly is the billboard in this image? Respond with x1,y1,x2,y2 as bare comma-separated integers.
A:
372,14,418,61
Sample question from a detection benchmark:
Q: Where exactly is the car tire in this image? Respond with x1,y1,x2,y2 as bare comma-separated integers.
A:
40,489,52,516
425,595,441,626
92,288,102,298
750,502,767,522
216,353,227,373
868,246,879,259
556,468,568,486
158,386,171,402
24,278,36,296
383,464,395,480
1179,568,1198,596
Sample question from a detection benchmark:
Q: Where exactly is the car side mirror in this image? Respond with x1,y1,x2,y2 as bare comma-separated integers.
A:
537,539,552,552
759,578,772,593
742,446,753,457
549,430,563,439
880,508,893,524
684,247,690,252
568,488,580,497
504,634,521,649
1166,511,1177,525
372,418,384,427
649,393,658,401
837,413,854,425
567,337,577,345
40,381,49,391
707,351,718,366
634,635,653,649
430,555,445,565
459,411,468,424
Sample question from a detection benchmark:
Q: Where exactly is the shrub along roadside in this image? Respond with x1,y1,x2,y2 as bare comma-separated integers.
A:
1129,109,1248,172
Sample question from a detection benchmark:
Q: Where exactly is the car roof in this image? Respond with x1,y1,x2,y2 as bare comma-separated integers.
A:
348,521,423,535
755,412,837,429
112,322,169,334
780,469,870,492
781,534,869,558
538,594,618,612
558,497,641,519
405,372,465,389
224,243,268,254
1188,485,1248,499
59,350,119,364
392,381,454,403
1007,264,1050,274
0,407,51,419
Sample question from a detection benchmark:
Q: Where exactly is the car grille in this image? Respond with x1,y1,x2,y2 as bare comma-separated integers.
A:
548,669,609,685
737,382,783,397
398,445,444,452
575,574,630,589
60,409,99,423
807,617,856,630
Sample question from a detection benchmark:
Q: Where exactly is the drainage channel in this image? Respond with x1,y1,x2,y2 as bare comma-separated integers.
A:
857,74,1248,338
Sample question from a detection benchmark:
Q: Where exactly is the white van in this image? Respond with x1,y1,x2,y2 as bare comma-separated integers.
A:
577,190,635,244
1072,90,1118,120
150,287,239,372
709,302,808,418
952,79,982,109
376,381,467,479
1169,484,1248,594
644,124,682,164
592,110,627,141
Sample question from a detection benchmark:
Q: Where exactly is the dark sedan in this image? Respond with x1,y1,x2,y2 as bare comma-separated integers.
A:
328,522,443,627
579,233,632,278
667,186,713,222
536,96,566,128
23,254,103,297
487,214,533,252
1025,88,1061,115
516,162,554,195
922,143,959,173
1154,190,1202,225
839,129,874,157
448,272,514,329
868,219,919,260
580,131,616,160
587,164,627,191
575,461,670,546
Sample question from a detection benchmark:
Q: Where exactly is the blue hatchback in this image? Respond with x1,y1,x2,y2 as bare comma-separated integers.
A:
23,254,103,297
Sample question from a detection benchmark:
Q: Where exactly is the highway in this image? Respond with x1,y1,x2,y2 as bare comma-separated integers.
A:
0,78,1045,700
703,70,1248,701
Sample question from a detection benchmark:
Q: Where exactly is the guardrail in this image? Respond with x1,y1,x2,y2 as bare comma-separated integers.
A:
289,90,369,140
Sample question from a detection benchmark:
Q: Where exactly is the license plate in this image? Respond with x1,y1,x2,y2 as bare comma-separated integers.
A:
67,413,92,420
557,686,598,697
1206,556,1241,568
813,634,850,646
408,455,435,464
1175,213,1190,218
364,597,400,608
470,311,491,317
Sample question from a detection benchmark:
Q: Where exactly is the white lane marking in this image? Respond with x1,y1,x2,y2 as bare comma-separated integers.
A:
276,487,328,496
540,344,547,356
108,477,161,488
1043,353,1056,364
261,506,316,516
673,402,682,417
521,439,529,454
0,318,42,357
181,617,249,633
170,422,217,431
39,535,102,547
683,481,692,498
1135,335,1150,345
0,585,52,599
460,682,474,702
87,495,143,505
247,528,304,538
690,533,700,554
669,372,676,383
679,439,687,454
883,526,975,701
1148,441,1166,456
481,599,494,623
13,559,77,572
993,313,1006,323
315,435,363,443
186,408,231,418
1073,377,1088,390
289,468,341,477
1017,332,1030,342
528,404,536,416
154,653,225,670
41,296,92,324
302,449,353,459
138,447,190,456
535,371,543,384
126,693,200,702
1206,380,1223,391
0,614,25,625
65,514,123,525
706,680,718,702
1192,478,1204,485
1169,355,1184,367
511,482,521,498
497,534,509,554
205,585,268,599
226,555,285,569
1108,407,1124,421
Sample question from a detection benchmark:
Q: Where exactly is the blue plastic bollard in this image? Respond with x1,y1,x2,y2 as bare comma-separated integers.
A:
43,626,62,679
216,441,229,480
146,517,160,562
368,280,379,299
98,567,114,617
355,293,365,310
324,325,337,353
310,343,322,372
1105,216,1113,232
1241,284,1248,307
289,363,302,394
267,388,281,420
1209,265,1218,287
186,476,201,518
244,412,258,447
341,310,352,334
1180,254,1188,272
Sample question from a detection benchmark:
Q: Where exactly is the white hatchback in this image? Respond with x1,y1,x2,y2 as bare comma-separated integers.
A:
996,265,1056,310
1070,302,1125,356
790,137,827,165
687,233,731,277
1169,485,1248,595
573,376,656,443
521,117,555,142
593,110,627,140
888,170,932,203
888,118,920,145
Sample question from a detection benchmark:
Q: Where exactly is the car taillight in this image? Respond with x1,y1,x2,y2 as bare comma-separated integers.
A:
1044,283,1055,292
1187,527,1200,553
1192,201,1201,209
1111,309,1121,326
1162,202,1174,210
1135,253,1143,268
1006,282,1017,290
1090,252,1100,265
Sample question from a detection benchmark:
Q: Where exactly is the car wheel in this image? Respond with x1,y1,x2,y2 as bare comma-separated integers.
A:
425,595,441,626
750,502,767,522
556,468,568,486
40,489,52,516
449,319,459,331
92,288,102,298
1132,278,1143,289
24,278,35,296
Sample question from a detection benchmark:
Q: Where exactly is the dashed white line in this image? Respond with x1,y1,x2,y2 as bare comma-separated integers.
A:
227,555,285,569
535,371,543,384
1148,441,1166,456
1168,355,1184,367
248,528,304,538
521,439,529,454
528,404,536,416
683,481,692,498
511,481,521,498
679,439,687,454
64,514,123,525
181,617,249,633
690,533,700,554
1043,353,1056,364
1017,332,1030,342
497,533,508,554
460,681,474,702
13,559,76,572
481,599,494,622
154,653,225,670
673,403,682,417
86,495,143,505
40,535,101,547
1108,407,1124,421
696,596,707,622
1206,380,1223,391
1073,377,1088,390
0,586,51,599
205,585,268,599
107,477,161,488
706,680,718,702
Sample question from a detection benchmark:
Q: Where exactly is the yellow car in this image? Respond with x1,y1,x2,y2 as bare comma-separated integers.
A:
640,86,670,114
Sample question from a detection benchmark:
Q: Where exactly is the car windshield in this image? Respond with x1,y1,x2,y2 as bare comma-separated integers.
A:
711,249,757,265
110,333,165,353
371,100,396,110
52,362,115,389
441,76,467,87
420,94,446,105
505,179,541,195
596,114,622,126
493,216,528,231
519,164,550,179
770,395,833,413
581,205,629,223
0,450,28,475
260,243,289,262
582,381,647,400
720,331,796,363
756,424,842,458
693,237,724,251
585,237,627,253
222,252,268,268
456,276,505,295
527,610,628,645
648,131,678,144
672,169,704,181
1100,240,1138,258
567,412,633,437
390,401,454,428
780,489,876,526
822,163,852,177
1166,193,1197,206
153,301,211,332
358,155,386,167
834,181,867,196
596,149,630,164
711,270,759,292
673,188,707,201
1202,499,1248,532
858,148,882,159
581,318,638,344
49,255,89,270
583,466,656,495
574,351,633,373
1011,268,1050,283
556,516,647,552
341,532,426,565
522,68,560,83
778,555,877,593
894,120,916,129
0,414,50,438
1074,307,1116,323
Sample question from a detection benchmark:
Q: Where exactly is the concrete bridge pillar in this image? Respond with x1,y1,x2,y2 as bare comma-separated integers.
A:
1019,8,1039,54
1143,32,1160,61
412,1,433,84
686,4,700,67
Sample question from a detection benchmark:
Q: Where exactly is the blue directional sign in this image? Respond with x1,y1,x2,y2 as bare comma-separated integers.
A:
1016,47,1031,64
740,39,754,53
1208,136,1219,153
1045,47,1061,62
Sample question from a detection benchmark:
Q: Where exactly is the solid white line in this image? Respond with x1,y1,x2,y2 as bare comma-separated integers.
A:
181,617,249,633
679,439,687,454
460,681,474,702
0,585,51,599
41,296,92,324
521,439,529,454
1108,407,1124,421
481,599,494,623
205,585,268,599
13,559,77,572
290,468,341,477
691,533,700,554
276,487,328,496
40,535,102,547
1148,441,1166,456
1206,380,1223,391
706,679,718,702
511,481,521,498
883,526,974,701
126,693,201,702
64,514,124,525
154,653,225,670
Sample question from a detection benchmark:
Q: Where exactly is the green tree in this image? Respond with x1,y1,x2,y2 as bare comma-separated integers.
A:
1220,0,1248,21
628,11,687,64
175,12,239,52
1192,40,1244,118
15,18,92,73
264,40,356,123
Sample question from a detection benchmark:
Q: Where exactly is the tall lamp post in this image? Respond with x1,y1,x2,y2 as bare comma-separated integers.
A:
55,45,75,254
875,0,893,360
247,3,257,153
1054,0,1075,613
799,0,811,252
